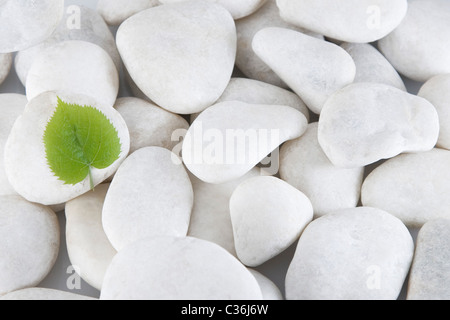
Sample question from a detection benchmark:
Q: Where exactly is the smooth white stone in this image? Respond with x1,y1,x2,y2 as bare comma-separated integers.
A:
65,184,117,291
418,74,450,150
318,83,439,168
0,53,12,85
0,195,59,295
159,0,266,19
230,176,313,267
0,288,97,300
236,0,323,88
341,43,406,91
248,269,283,300
102,147,193,251
280,123,364,217
15,5,121,86
100,236,263,300
0,0,64,53
252,27,355,114
188,168,261,257
4,91,130,205
182,101,308,184
286,207,414,300
362,149,450,227
97,0,160,26
114,97,189,154
276,0,408,43
117,2,236,114
0,94,27,196
378,0,450,82
407,219,450,300
26,40,119,107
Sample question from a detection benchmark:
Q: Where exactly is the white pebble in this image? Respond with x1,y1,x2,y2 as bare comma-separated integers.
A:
97,0,160,26
0,288,96,300
248,269,283,300
0,53,12,86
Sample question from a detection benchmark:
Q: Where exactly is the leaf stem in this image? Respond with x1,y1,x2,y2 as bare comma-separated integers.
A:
88,167,94,191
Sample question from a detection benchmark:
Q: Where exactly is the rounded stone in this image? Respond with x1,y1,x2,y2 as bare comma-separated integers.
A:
0,0,65,53
361,149,450,227
276,0,408,43
4,91,130,205
26,40,119,107
230,176,313,267
100,236,263,300
0,195,59,295
285,207,414,300
318,83,439,168
97,0,160,26
280,123,364,217
0,288,97,300
102,147,194,251
378,0,450,82
248,269,283,300
116,1,236,114
0,53,12,86
65,184,117,291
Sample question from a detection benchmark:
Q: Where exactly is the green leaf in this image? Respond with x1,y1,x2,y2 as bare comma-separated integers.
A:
43,97,122,189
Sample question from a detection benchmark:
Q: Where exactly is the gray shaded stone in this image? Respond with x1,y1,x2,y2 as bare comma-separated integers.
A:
0,53,12,86
0,288,97,300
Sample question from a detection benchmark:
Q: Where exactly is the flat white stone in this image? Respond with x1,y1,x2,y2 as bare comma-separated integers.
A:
379,0,450,82
26,40,119,107
285,207,414,300
341,43,406,91
0,195,59,295
100,236,263,300
97,0,160,26
15,5,121,86
0,94,27,196
65,184,117,291
230,176,313,267
0,0,64,53
362,149,450,227
248,269,283,300
4,91,130,205
280,123,364,217
117,2,236,114
236,0,323,88
114,97,189,154
188,168,261,257
318,83,439,168
277,0,408,43
407,219,450,300
252,27,355,114
0,53,12,85
418,74,450,150
159,0,266,19
183,101,308,184
0,288,97,300
102,147,193,251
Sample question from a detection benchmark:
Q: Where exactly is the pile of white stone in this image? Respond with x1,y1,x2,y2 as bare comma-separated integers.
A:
0,0,450,300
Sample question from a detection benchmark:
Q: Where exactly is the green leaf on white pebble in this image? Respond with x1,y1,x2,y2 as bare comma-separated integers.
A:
43,97,121,190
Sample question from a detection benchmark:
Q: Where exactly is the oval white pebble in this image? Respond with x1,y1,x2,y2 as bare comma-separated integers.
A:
0,195,59,295
114,97,189,154
0,53,12,86
378,0,450,82
280,123,364,217
285,207,414,300
252,27,355,114
0,288,97,300
15,5,121,86
65,184,117,291
102,147,194,251
230,176,313,267
418,74,450,150
0,0,64,53
4,91,130,205
26,41,119,107
276,0,408,43
100,236,263,300
248,269,283,300
362,149,450,227
318,83,439,168
183,101,308,184
97,0,160,26
117,1,236,114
